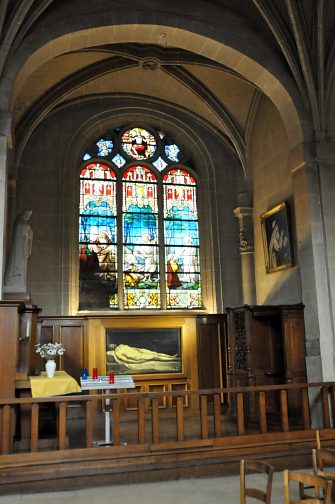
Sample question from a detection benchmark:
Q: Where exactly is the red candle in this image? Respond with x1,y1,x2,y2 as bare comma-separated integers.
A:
109,371,114,384
92,367,98,379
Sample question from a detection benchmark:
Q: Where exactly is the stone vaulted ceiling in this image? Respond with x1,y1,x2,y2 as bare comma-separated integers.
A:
0,0,335,160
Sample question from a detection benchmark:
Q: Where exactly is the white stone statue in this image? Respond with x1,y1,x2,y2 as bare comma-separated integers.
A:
4,210,33,293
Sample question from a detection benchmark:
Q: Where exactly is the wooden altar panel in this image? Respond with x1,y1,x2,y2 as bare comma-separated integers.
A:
39,318,88,380
59,326,85,381
38,313,199,410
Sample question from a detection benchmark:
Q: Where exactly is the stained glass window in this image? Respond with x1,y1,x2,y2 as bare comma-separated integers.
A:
121,127,157,159
122,166,160,309
96,138,113,156
78,126,202,311
79,163,117,310
163,169,201,308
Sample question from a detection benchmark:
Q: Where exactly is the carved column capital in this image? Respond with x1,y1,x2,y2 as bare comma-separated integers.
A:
234,206,254,254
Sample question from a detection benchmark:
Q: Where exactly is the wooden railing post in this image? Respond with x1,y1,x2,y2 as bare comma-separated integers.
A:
112,398,120,446
30,403,39,452
176,396,184,442
1,405,12,454
302,388,311,429
213,393,222,438
151,398,159,443
330,385,335,423
58,402,67,450
236,392,245,435
258,391,267,433
322,386,331,428
200,395,208,439
280,390,289,432
85,400,94,448
138,397,146,444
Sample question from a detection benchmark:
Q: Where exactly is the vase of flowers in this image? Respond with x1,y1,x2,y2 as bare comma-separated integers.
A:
35,342,66,378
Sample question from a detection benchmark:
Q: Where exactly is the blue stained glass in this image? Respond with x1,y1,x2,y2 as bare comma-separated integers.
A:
153,157,168,171
164,219,199,246
79,127,202,311
112,153,126,168
96,139,113,156
165,144,180,162
123,206,158,248
80,211,116,243
163,167,201,307
79,161,117,311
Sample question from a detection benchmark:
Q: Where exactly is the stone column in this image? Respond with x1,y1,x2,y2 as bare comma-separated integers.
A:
233,206,256,305
292,148,335,385
0,110,11,298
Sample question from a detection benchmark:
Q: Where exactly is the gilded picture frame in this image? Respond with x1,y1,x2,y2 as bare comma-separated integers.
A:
260,201,293,273
105,328,182,375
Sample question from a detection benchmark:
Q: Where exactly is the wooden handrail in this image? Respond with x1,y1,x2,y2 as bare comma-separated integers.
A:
1,380,334,459
5,380,335,406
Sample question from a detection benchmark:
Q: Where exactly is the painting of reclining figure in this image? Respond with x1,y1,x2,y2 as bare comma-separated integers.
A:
106,328,182,375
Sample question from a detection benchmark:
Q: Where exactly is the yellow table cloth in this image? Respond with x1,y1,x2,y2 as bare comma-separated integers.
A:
29,370,81,398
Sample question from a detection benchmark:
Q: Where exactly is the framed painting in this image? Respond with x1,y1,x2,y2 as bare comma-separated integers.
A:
260,201,293,273
106,328,182,375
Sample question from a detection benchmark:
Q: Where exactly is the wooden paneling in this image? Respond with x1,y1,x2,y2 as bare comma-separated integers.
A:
0,301,40,397
197,315,224,390
59,326,85,381
39,318,87,381
16,306,41,380
38,314,199,410
226,304,307,422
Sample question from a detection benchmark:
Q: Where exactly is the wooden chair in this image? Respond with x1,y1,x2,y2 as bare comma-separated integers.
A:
240,459,274,504
283,469,333,504
312,448,335,501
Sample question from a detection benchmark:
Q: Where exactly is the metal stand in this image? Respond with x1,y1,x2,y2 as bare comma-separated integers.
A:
80,375,135,446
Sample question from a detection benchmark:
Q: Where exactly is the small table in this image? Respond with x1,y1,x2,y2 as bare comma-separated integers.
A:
80,375,135,445
30,371,82,398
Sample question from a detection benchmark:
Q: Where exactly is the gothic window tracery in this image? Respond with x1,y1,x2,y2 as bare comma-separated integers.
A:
78,126,202,311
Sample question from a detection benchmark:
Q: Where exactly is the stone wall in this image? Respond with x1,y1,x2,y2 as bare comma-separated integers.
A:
17,97,242,315
250,95,302,305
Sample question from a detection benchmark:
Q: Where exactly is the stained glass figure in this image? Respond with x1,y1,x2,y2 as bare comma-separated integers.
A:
165,144,180,162
96,138,113,156
121,127,157,159
122,165,160,309
79,163,117,310
163,168,201,308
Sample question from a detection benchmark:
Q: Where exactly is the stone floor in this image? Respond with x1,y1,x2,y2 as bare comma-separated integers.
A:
0,468,307,504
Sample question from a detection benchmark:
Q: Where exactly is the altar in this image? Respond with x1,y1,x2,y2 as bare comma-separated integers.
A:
30,371,82,398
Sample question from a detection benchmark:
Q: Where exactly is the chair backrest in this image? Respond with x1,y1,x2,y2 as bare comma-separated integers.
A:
240,459,274,504
313,448,335,479
283,469,333,504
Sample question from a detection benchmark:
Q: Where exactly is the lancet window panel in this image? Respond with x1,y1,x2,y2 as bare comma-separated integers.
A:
78,126,203,311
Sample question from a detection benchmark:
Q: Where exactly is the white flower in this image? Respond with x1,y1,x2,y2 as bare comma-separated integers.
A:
35,342,66,361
